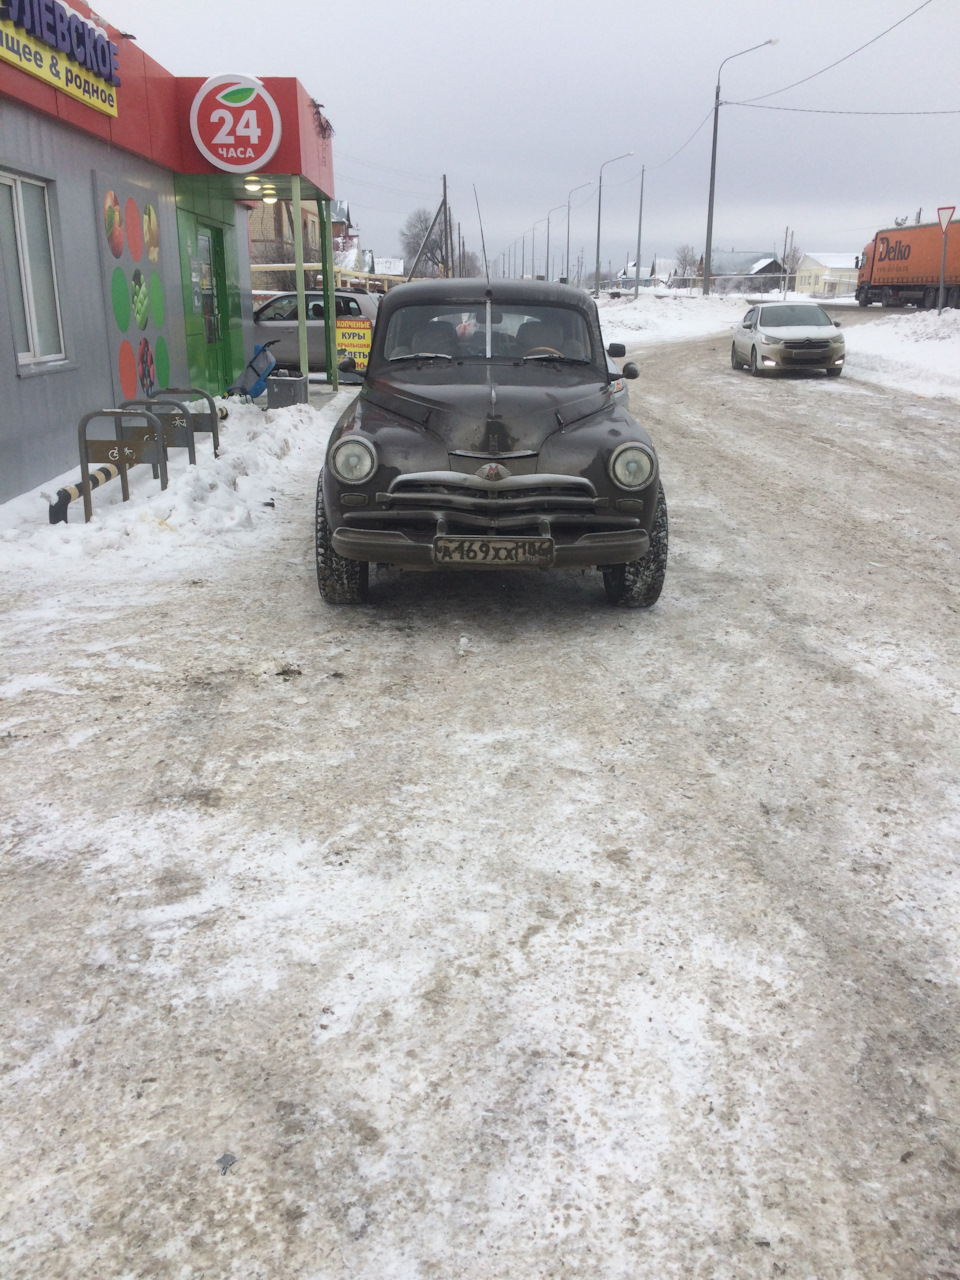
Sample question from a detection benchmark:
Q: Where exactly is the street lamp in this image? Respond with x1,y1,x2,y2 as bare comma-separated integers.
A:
633,165,645,299
702,38,776,296
531,218,547,279
545,203,565,284
594,151,632,297
566,181,591,284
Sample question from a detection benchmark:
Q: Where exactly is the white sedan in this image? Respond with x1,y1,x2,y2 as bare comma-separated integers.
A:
731,302,845,377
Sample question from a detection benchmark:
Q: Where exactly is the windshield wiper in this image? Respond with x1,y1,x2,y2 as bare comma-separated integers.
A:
520,353,590,365
389,352,454,363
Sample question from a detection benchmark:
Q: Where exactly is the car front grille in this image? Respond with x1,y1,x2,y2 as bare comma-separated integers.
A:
782,340,830,351
342,470,639,537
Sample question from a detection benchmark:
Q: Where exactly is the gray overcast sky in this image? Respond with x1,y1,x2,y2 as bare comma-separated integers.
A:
100,0,959,272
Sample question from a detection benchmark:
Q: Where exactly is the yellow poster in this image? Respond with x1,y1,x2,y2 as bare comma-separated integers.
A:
336,317,373,371
0,18,118,117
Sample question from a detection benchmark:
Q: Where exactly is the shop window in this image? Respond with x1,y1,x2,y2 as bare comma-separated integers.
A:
0,172,65,367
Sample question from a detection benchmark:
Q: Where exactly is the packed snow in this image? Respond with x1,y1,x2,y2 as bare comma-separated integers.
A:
2,294,960,1278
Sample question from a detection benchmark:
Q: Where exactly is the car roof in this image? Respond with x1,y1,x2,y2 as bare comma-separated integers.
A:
377,277,595,319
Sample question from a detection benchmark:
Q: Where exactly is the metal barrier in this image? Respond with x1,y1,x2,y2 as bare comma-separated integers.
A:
77,408,166,523
150,386,222,455
52,395,229,524
121,397,197,465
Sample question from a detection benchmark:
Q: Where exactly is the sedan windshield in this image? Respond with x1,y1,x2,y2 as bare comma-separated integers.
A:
381,303,593,363
759,304,832,327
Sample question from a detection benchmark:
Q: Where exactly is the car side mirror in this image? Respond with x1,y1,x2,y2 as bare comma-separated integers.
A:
621,361,639,380
607,342,626,358
338,356,358,373
834,321,842,328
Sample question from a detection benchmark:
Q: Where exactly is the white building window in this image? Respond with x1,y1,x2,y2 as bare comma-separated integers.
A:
0,172,65,366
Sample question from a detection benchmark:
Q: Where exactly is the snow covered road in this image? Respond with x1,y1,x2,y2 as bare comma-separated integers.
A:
2,323,960,1278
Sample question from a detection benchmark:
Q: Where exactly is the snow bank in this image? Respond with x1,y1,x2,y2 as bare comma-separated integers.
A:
842,307,960,401
597,289,960,403
596,290,745,348
0,391,355,572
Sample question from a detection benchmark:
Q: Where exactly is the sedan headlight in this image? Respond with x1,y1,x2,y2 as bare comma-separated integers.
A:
760,334,780,345
330,436,376,483
609,442,655,490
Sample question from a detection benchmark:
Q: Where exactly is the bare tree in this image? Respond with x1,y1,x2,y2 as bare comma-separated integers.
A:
674,244,699,282
461,248,482,277
400,207,444,277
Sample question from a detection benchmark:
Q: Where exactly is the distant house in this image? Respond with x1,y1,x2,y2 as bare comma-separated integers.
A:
708,251,783,293
795,253,859,296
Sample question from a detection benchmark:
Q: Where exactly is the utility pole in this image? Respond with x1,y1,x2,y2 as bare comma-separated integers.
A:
703,39,777,295
441,175,450,277
633,165,645,298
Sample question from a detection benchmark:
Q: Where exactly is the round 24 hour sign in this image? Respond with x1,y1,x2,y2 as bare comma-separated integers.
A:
189,75,282,174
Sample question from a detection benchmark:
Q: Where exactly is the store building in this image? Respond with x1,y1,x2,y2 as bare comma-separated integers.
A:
0,0,336,502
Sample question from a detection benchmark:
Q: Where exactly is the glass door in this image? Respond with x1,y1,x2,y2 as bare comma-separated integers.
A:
197,226,228,390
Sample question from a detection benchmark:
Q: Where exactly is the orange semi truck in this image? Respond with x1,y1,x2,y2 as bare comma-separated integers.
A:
856,220,960,309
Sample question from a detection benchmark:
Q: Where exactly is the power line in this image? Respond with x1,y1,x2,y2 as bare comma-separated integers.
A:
731,102,960,116
739,0,935,104
334,149,437,181
334,171,437,198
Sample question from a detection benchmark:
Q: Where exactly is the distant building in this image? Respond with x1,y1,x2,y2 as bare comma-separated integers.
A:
707,251,783,293
795,253,859,296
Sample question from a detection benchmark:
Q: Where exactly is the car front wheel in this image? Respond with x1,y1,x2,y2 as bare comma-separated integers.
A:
749,347,763,377
602,482,668,609
315,473,369,604
731,342,741,370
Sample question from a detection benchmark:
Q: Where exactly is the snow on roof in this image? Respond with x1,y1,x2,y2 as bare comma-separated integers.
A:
802,253,859,270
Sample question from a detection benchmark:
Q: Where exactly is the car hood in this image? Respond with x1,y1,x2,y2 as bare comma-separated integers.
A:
363,376,612,454
760,324,840,339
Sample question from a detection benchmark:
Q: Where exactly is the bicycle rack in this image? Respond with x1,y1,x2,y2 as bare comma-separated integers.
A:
120,397,197,465
78,408,167,522
151,386,221,455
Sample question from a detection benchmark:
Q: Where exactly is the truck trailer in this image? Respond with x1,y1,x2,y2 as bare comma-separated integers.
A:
856,221,960,309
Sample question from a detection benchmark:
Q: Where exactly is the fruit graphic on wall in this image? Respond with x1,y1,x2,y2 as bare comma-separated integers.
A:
125,197,142,261
103,190,123,258
131,269,149,330
142,204,159,263
137,336,156,396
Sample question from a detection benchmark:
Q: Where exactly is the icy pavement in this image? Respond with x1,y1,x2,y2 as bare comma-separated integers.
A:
2,301,960,1278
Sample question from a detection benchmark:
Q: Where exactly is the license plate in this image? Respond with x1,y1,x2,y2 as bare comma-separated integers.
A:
433,536,554,566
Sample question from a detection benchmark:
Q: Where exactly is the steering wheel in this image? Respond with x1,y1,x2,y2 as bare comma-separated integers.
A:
524,346,564,357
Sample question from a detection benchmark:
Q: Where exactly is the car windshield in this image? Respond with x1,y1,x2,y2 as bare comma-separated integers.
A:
759,304,832,327
381,303,593,363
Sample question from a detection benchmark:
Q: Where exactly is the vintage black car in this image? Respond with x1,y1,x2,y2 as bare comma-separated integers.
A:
315,279,667,607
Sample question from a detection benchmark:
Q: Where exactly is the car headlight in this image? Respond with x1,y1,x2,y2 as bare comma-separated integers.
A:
760,334,780,345
609,442,655,490
330,436,376,483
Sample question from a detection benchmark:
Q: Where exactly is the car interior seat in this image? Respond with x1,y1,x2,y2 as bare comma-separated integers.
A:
412,320,458,355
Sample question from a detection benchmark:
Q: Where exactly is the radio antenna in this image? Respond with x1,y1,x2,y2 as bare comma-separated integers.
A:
473,185,490,283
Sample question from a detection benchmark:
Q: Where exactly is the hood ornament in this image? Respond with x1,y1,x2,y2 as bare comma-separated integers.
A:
476,462,511,481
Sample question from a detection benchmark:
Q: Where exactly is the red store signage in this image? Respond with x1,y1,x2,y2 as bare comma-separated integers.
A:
189,74,281,173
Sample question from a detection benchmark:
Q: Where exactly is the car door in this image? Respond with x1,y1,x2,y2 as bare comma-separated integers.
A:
736,307,757,360
253,293,300,367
